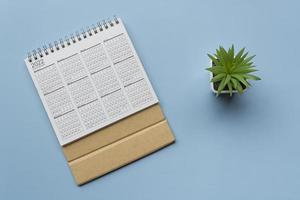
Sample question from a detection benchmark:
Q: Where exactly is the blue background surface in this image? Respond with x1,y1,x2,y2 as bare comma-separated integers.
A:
1,0,300,199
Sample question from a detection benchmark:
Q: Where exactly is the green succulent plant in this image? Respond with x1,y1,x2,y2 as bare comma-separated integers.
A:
206,45,261,96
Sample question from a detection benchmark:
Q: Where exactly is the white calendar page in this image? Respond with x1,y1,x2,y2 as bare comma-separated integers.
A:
24,18,158,146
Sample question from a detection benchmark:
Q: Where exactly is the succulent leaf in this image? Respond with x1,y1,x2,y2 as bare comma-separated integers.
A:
228,81,233,96
236,81,244,94
211,73,226,82
217,77,227,95
243,74,261,80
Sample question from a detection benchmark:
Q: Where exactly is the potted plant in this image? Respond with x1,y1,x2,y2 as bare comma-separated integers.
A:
206,45,261,96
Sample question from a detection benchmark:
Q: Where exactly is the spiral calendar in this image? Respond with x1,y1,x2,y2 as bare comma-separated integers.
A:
25,17,158,145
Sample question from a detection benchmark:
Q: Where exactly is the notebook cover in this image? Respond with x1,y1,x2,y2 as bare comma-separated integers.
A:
63,103,175,185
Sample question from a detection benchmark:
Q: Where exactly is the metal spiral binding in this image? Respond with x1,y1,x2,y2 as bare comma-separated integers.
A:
27,16,119,62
